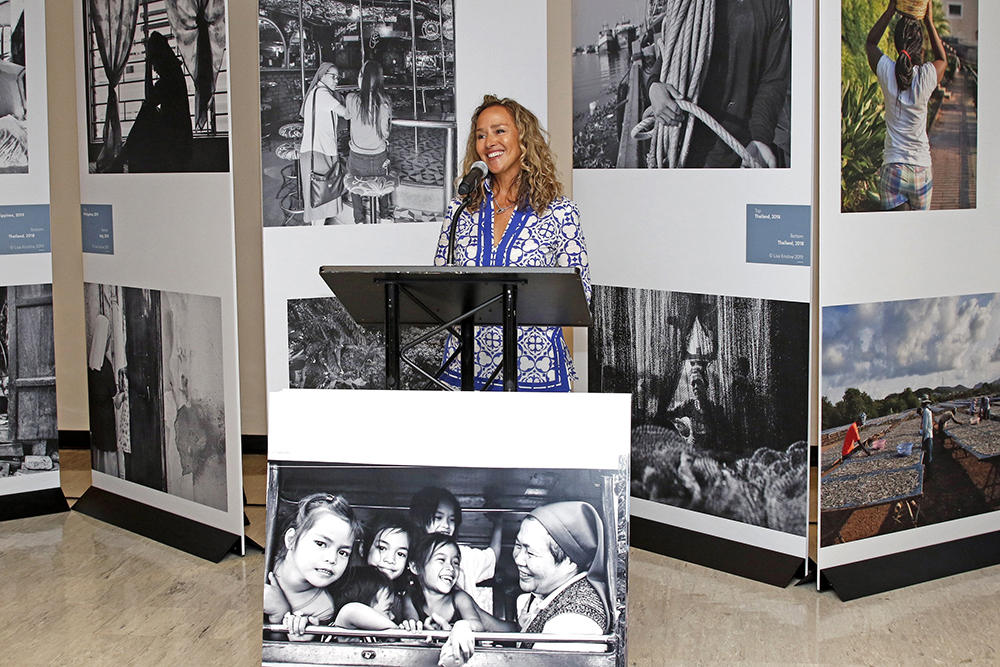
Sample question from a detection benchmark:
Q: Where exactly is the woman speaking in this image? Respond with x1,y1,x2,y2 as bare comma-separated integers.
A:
434,95,590,391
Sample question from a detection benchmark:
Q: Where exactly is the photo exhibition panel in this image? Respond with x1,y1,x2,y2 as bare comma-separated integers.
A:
818,0,999,574
0,0,59,503
259,0,551,395
74,0,243,537
572,0,815,561
265,390,631,667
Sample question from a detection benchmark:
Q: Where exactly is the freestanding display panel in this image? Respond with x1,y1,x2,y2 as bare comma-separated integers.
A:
71,0,245,560
573,0,815,584
818,0,999,598
0,0,68,521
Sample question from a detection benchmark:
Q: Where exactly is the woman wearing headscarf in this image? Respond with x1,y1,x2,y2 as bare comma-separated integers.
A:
438,501,611,665
299,62,348,225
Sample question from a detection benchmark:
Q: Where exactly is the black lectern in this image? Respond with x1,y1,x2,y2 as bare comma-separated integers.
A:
319,266,591,391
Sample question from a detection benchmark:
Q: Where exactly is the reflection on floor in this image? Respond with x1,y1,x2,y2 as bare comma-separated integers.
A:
0,450,996,665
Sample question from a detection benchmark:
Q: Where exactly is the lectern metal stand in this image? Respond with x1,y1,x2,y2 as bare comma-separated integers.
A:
320,266,591,391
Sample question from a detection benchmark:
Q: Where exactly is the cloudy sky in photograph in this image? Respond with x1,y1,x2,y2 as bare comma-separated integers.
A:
823,293,1000,402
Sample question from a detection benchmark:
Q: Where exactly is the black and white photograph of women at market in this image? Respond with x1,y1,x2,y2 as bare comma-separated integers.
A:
83,0,230,173
590,285,809,535
0,0,27,173
0,284,58,482
84,283,228,511
262,462,628,667
259,0,457,227
573,0,791,169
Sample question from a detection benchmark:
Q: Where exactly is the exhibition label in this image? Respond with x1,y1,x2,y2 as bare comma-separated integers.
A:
0,205,51,255
81,204,114,255
745,204,811,266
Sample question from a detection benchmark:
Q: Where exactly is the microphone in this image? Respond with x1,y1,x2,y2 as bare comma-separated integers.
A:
457,161,488,196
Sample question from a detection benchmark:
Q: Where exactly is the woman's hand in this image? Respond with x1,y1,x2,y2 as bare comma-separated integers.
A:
648,82,684,126
437,620,476,667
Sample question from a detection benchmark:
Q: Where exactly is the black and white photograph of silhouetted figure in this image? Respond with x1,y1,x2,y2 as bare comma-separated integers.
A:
0,1,27,173
573,0,791,169
590,285,809,534
109,31,193,173
85,0,229,173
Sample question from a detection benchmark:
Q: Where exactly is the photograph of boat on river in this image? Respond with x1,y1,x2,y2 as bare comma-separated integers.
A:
259,0,458,227
573,0,791,169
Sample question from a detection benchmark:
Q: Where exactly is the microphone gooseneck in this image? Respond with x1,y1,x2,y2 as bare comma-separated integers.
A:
447,162,489,265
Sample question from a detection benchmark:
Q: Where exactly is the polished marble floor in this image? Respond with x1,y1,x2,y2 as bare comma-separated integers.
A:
1,450,998,665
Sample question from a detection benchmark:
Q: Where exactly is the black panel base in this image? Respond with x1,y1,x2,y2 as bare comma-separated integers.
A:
631,515,804,587
823,530,1000,601
0,487,70,522
59,430,91,449
73,486,241,562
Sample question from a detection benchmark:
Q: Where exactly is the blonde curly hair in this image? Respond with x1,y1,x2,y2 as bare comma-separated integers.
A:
459,95,563,214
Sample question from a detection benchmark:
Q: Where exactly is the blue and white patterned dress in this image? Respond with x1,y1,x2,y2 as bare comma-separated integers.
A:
433,183,591,391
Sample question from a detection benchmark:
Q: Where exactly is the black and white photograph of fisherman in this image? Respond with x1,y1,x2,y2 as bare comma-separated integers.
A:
0,284,59,482
84,0,230,173
85,283,228,511
262,461,628,666
0,0,27,173
288,296,445,390
590,285,809,534
573,0,791,169
259,0,458,226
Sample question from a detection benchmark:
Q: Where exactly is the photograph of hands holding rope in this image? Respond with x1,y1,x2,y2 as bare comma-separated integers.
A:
572,0,791,169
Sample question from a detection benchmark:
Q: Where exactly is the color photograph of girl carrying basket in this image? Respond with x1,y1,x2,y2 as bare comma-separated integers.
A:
841,0,978,213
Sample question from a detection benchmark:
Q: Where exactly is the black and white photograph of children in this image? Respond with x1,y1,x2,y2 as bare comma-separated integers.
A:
0,283,58,483
83,0,230,173
288,296,445,390
841,0,977,212
259,0,457,226
572,0,791,169
0,0,27,173
84,283,227,511
262,462,628,667
590,285,809,535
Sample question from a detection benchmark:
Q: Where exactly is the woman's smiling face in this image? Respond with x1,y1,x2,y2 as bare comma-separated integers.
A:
475,104,522,183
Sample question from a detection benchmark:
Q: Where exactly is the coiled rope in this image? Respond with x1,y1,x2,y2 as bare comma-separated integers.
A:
631,0,762,168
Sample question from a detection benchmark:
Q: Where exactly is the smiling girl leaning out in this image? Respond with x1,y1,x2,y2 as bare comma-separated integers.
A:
403,533,485,637
264,493,361,641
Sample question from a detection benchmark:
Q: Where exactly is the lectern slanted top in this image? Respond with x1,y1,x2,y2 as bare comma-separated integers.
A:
319,266,591,391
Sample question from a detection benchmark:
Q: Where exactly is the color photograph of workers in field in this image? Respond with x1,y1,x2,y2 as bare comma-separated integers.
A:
820,292,1000,547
